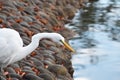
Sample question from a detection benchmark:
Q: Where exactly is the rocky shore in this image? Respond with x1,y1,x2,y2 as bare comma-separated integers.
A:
0,0,86,80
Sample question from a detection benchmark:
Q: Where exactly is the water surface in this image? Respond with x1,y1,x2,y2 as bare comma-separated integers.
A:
66,0,120,80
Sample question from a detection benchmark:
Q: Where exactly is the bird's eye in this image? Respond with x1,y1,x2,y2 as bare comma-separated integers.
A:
59,40,62,42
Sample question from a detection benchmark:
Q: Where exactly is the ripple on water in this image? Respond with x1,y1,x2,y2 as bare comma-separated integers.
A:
68,0,120,80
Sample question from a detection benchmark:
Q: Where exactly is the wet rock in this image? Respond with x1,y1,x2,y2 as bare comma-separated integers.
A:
33,53,44,61
19,60,34,67
0,14,7,22
22,66,36,74
49,46,62,53
37,67,55,78
55,52,68,60
43,53,55,61
56,0,64,7
22,66,32,71
63,59,74,77
48,64,68,76
41,39,57,47
49,16,59,27
20,22,30,28
59,28,76,39
29,27,41,34
23,73,43,80
37,67,50,73
9,63,20,69
24,7,34,15
22,16,33,22
22,36,31,45
6,73,22,80
11,23,23,31
42,49,55,55
29,57,44,67
63,4,76,19
22,69,36,75
0,0,10,4
5,67,16,74
57,75,73,80
43,59,55,66
39,73,55,80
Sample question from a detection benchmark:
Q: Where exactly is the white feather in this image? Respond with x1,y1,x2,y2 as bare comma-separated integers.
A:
0,28,65,68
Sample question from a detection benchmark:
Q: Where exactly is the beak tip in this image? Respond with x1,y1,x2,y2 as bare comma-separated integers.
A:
61,40,75,53
71,49,75,53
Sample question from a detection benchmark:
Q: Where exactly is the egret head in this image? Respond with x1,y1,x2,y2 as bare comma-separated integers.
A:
49,33,75,52
32,33,75,52
49,33,65,45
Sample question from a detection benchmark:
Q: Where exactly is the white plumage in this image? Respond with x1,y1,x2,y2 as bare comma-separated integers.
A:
0,28,74,71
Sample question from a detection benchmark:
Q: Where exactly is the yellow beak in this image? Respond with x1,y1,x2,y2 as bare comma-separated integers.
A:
61,40,75,52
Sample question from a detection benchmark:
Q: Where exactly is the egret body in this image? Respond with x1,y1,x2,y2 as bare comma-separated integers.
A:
0,28,74,72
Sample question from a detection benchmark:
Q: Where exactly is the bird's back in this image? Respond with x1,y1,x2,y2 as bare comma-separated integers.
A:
0,28,23,67
0,28,23,46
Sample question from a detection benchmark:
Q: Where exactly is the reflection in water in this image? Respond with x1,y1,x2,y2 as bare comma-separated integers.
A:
67,0,120,80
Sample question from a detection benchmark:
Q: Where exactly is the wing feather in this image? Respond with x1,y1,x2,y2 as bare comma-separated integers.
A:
0,28,23,65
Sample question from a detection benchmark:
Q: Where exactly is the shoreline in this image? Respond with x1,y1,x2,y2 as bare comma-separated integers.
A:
0,0,87,80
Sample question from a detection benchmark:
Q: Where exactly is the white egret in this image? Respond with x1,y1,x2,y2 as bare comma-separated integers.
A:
0,28,75,73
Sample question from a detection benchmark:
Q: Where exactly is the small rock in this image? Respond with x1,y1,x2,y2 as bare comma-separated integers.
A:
5,67,16,74
23,73,43,80
48,64,68,76
6,73,22,80
39,73,55,80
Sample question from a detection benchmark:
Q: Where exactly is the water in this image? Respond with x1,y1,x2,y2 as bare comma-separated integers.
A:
66,0,120,80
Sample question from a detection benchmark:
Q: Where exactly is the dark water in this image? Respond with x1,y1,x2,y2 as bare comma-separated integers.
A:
66,0,120,80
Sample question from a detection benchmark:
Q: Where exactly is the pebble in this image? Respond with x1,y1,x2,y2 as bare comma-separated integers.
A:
23,73,43,80
39,73,55,80
29,57,44,67
5,67,16,74
6,73,22,80
48,64,67,76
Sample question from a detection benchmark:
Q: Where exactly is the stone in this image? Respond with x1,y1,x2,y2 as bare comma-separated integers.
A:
39,73,55,80
23,73,43,80
48,64,68,76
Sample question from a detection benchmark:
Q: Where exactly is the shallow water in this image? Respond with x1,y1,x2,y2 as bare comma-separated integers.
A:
66,0,120,80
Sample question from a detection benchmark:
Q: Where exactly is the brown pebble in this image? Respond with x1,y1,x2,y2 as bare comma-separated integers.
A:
9,63,20,69
22,66,32,71
19,61,34,67
39,73,55,80
48,64,67,76
43,53,55,61
22,36,31,45
49,46,61,53
57,75,72,80
23,73,43,80
41,39,56,47
20,21,30,28
43,49,55,54
21,69,36,75
5,67,16,74
6,73,22,80
43,59,54,66
29,57,44,67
